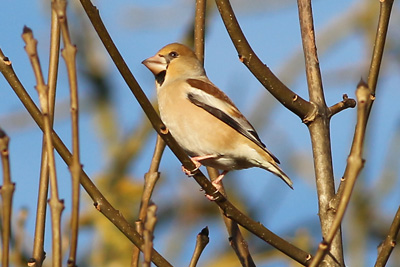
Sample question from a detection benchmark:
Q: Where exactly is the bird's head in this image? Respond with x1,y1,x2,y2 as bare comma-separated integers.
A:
142,43,205,85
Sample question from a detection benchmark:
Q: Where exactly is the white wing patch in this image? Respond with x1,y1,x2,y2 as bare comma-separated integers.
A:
186,78,280,163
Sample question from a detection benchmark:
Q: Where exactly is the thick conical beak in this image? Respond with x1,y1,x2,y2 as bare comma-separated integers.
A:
142,54,168,76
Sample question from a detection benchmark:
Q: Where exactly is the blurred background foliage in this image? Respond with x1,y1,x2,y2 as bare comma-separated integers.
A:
0,0,399,266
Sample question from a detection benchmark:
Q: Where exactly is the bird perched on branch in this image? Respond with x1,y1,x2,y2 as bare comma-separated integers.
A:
142,43,293,191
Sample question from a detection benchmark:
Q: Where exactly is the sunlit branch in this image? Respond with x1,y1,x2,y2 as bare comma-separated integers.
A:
77,0,311,264
0,128,15,267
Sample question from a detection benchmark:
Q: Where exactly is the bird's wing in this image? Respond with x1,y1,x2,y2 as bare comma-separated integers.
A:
186,78,280,164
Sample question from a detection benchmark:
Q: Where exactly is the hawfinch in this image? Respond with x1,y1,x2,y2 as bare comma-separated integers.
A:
142,43,293,189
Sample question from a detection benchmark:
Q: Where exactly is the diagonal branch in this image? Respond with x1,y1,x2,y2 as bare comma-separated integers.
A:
326,1,395,266
334,0,394,208
0,50,172,267
374,205,400,267
194,1,255,266
214,0,316,122
77,0,312,264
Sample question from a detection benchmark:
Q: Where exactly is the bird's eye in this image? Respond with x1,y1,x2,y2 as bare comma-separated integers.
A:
169,51,178,58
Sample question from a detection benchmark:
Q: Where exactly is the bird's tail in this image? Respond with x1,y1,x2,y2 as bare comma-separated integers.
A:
263,163,293,189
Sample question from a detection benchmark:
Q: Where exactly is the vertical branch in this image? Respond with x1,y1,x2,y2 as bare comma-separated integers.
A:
297,0,344,265
194,0,206,65
142,204,158,267
189,227,209,267
31,2,61,265
194,1,255,265
0,128,16,267
334,0,394,221
131,136,165,266
325,2,394,266
207,168,256,267
52,0,82,265
309,81,372,267
22,27,65,267
366,0,394,97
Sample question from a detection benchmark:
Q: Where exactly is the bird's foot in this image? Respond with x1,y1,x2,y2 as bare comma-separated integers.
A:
181,160,201,176
205,171,228,201
181,155,218,177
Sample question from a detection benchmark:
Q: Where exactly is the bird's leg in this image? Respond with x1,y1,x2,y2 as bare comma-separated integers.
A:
181,155,219,176
206,170,228,201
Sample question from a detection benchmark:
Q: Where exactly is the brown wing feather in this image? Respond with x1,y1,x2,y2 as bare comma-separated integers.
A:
186,80,281,164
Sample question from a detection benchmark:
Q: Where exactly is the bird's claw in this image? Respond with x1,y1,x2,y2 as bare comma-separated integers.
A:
181,160,201,177
205,181,222,201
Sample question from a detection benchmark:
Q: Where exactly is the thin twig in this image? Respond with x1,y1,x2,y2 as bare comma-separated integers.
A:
309,80,372,267
189,227,210,267
0,128,15,267
214,0,315,122
326,3,395,266
374,205,400,267
77,0,311,264
194,2,255,265
143,204,158,267
194,0,206,65
367,0,394,97
131,135,165,266
207,168,256,267
297,0,344,265
16,208,29,266
22,26,65,267
139,136,165,229
328,94,356,118
0,50,172,267
31,2,61,265
337,1,395,206
52,1,82,265
334,0,394,227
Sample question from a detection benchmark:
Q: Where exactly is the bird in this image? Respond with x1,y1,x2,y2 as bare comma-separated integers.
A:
142,43,293,191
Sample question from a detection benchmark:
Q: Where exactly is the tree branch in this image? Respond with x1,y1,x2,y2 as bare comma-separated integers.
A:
194,0,206,65
297,0,343,265
367,0,394,97
189,227,210,267
328,94,356,118
0,128,15,267
31,2,61,265
22,26,65,267
77,0,312,264
131,135,165,267
309,80,371,267
214,0,316,122
0,49,173,267
143,204,158,267
194,2,256,265
52,0,83,265
334,0,394,207
374,205,400,267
